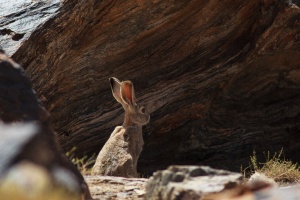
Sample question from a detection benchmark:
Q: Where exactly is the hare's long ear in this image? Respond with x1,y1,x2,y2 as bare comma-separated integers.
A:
120,81,136,105
109,77,123,104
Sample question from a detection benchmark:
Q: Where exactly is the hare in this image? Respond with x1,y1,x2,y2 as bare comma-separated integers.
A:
92,77,150,177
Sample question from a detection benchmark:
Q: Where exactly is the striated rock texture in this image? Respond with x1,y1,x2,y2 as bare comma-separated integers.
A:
12,0,300,175
0,52,91,199
0,0,61,56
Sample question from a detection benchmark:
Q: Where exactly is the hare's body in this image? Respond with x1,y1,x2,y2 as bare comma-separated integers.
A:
92,77,149,177
92,126,143,177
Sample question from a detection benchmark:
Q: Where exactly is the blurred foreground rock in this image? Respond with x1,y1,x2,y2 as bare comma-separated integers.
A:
204,182,300,200
0,52,91,199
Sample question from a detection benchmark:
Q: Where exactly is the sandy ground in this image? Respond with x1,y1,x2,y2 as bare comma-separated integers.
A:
85,175,147,200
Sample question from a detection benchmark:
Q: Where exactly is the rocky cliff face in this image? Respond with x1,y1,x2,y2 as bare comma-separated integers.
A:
12,0,300,175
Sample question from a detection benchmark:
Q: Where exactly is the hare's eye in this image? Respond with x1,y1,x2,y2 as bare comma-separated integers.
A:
140,107,146,113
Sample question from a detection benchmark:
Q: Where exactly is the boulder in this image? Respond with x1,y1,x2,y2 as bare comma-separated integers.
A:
11,0,300,175
0,52,92,199
145,166,300,200
145,165,243,200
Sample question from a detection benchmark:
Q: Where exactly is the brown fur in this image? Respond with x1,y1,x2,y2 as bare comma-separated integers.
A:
92,77,150,177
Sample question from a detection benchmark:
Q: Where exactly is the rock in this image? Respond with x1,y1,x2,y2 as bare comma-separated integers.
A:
0,161,79,199
0,0,61,55
86,165,300,200
204,181,300,200
145,165,243,200
85,175,147,200
0,52,92,199
11,0,300,176
249,172,277,187
270,186,300,200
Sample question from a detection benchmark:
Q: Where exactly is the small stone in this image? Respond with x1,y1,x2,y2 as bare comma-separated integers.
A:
172,172,185,182
189,167,206,177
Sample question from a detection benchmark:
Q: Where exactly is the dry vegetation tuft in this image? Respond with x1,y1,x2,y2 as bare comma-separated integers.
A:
66,147,96,175
244,149,300,186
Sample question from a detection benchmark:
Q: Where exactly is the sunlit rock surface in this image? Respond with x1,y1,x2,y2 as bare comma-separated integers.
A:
0,0,61,55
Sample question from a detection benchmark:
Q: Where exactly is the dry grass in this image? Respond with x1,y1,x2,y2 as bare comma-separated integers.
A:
66,147,96,175
244,149,300,186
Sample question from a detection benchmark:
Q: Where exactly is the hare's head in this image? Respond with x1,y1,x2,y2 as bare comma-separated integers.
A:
109,77,150,126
